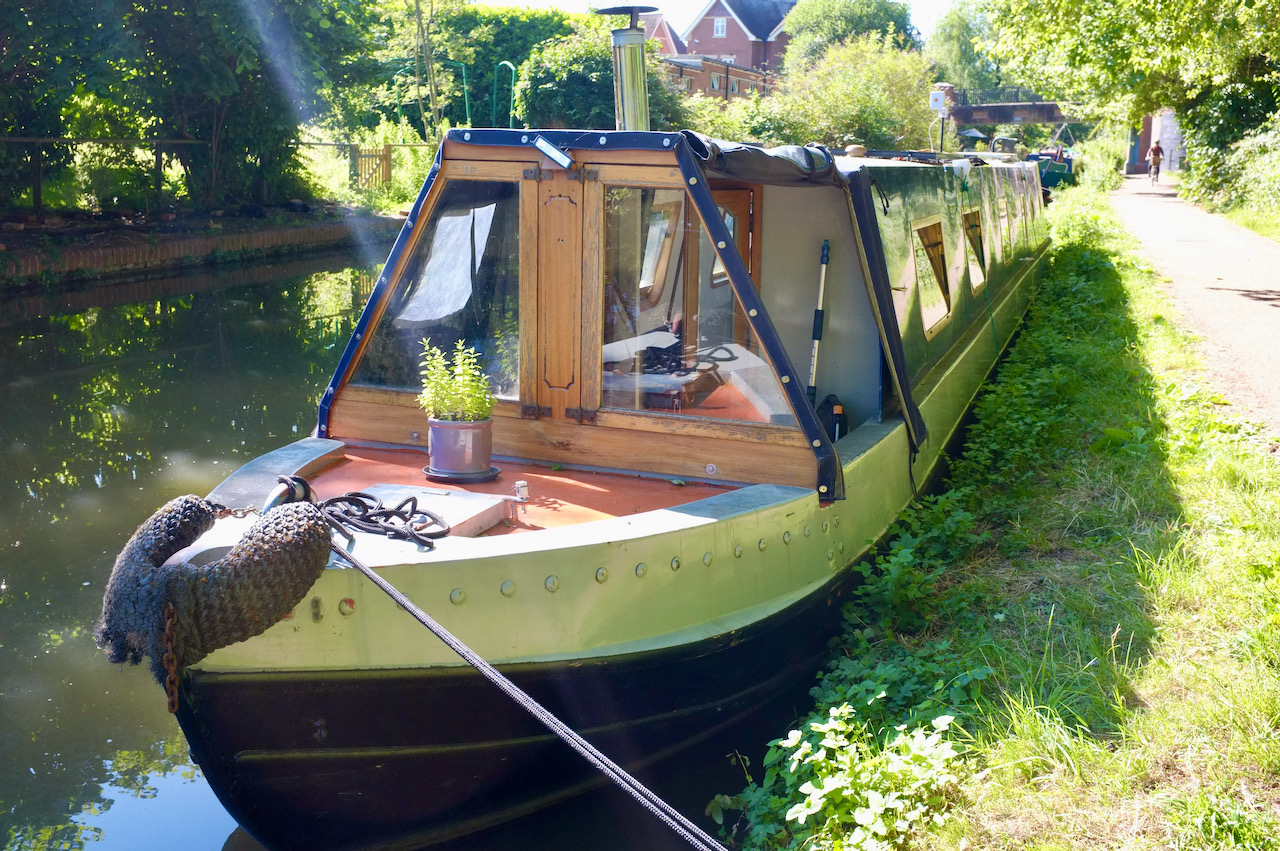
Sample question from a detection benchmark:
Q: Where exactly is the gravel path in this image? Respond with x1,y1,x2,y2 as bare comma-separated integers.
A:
1109,174,1280,440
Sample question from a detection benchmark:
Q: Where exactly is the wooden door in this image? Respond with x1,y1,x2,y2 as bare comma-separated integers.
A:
535,170,584,421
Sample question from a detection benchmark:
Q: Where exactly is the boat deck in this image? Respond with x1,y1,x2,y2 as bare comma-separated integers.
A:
309,446,735,535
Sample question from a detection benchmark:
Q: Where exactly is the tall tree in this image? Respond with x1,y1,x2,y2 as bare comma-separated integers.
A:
113,0,377,207
0,0,126,203
513,23,689,131
926,1,1001,93
771,33,943,149
781,0,920,73
980,0,1280,124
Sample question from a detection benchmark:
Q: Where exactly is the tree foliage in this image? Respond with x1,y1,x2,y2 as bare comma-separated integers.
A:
771,34,944,150
926,1,1002,93
980,0,1280,124
1,0,378,209
513,24,689,131
781,0,920,73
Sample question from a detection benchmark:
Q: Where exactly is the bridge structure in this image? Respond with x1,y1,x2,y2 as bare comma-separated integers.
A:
946,87,1072,125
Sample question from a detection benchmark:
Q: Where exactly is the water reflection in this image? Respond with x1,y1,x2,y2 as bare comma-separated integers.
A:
0,249,799,851
0,253,378,850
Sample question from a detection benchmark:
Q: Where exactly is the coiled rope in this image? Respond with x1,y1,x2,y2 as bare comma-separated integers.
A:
323,528,728,851
318,490,450,548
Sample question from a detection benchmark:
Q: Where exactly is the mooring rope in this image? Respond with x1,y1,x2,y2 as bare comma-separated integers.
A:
325,537,728,851
318,490,450,549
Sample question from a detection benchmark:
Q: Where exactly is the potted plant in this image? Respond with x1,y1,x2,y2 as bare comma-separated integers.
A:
418,339,498,480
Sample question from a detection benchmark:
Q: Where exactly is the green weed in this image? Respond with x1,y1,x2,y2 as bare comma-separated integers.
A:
717,183,1280,849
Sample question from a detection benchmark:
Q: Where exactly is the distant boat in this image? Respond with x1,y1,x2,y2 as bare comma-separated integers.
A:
96,18,1049,851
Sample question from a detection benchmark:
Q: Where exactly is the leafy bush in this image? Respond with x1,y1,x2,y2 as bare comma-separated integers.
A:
713,705,960,851
1069,125,1128,192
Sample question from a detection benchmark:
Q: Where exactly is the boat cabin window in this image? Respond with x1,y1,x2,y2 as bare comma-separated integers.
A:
600,184,794,425
912,219,951,334
349,179,521,399
963,208,986,292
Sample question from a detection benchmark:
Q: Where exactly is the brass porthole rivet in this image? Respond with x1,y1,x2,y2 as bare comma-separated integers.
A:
783,531,791,545
450,588,466,605
703,552,713,566
734,545,744,558
689,176,698,185
804,525,812,537
636,562,647,577
822,521,830,533
596,567,609,583
827,550,835,561
717,240,726,249
671,556,682,571
545,576,560,592
758,538,767,551
500,580,516,597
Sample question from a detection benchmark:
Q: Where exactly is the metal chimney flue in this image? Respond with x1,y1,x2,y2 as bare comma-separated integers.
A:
596,6,656,132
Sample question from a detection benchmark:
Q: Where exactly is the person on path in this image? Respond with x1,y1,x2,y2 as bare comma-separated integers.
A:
1147,140,1165,184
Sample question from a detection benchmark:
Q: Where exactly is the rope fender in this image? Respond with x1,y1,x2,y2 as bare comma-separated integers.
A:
95,495,331,685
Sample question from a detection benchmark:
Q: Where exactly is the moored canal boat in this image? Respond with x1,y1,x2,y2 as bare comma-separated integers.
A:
96,21,1049,851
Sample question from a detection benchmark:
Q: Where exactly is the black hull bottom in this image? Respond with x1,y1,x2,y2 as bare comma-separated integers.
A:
178,572,855,850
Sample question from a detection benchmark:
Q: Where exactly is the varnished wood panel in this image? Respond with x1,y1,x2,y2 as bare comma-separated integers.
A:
580,180,604,415
536,171,583,417
326,390,816,487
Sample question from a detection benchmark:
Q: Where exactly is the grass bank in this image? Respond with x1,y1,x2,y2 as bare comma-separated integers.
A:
714,185,1280,850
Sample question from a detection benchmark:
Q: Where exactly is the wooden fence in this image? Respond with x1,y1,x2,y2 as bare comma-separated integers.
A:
0,137,432,218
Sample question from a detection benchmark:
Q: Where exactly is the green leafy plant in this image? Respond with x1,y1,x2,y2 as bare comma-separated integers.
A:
715,700,960,851
417,339,495,422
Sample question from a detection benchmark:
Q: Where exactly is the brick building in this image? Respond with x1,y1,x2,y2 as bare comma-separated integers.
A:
660,56,770,101
678,0,796,73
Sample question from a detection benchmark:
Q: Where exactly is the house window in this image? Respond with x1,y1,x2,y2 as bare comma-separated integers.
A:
912,219,951,334
680,77,692,91
710,75,721,91
713,17,726,37
730,78,739,94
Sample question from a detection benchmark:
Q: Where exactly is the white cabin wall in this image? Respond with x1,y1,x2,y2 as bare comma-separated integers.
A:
759,185,882,427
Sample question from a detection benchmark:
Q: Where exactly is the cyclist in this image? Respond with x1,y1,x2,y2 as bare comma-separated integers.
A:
1147,140,1165,184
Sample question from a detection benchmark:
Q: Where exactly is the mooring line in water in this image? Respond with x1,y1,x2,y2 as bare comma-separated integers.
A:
328,540,729,851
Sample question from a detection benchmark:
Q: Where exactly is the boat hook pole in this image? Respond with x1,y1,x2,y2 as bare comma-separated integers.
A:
806,239,830,405
327,538,729,851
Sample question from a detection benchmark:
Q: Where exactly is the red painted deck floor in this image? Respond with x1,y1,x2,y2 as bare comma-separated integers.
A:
310,446,735,535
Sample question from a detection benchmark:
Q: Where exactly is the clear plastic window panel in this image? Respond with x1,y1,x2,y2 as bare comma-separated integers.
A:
600,185,795,426
350,180,520,399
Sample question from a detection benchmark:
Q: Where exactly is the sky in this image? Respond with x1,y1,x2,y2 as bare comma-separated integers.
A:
509,0,954,40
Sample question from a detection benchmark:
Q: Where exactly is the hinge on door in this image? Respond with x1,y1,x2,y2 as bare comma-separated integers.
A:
522,404,552,419
523,167,542,181
582,168,599,182
565,407,597,424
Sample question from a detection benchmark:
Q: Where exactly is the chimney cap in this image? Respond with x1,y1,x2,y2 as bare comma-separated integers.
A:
594,6,658,29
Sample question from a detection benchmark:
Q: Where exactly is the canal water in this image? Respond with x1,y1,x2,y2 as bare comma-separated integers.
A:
0,252,805,850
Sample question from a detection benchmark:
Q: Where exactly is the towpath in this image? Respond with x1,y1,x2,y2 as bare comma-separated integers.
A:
1109,174,1280,439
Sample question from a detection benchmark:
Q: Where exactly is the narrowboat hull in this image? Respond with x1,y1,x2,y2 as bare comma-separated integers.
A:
97,121,1051,849
178,567,855,850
